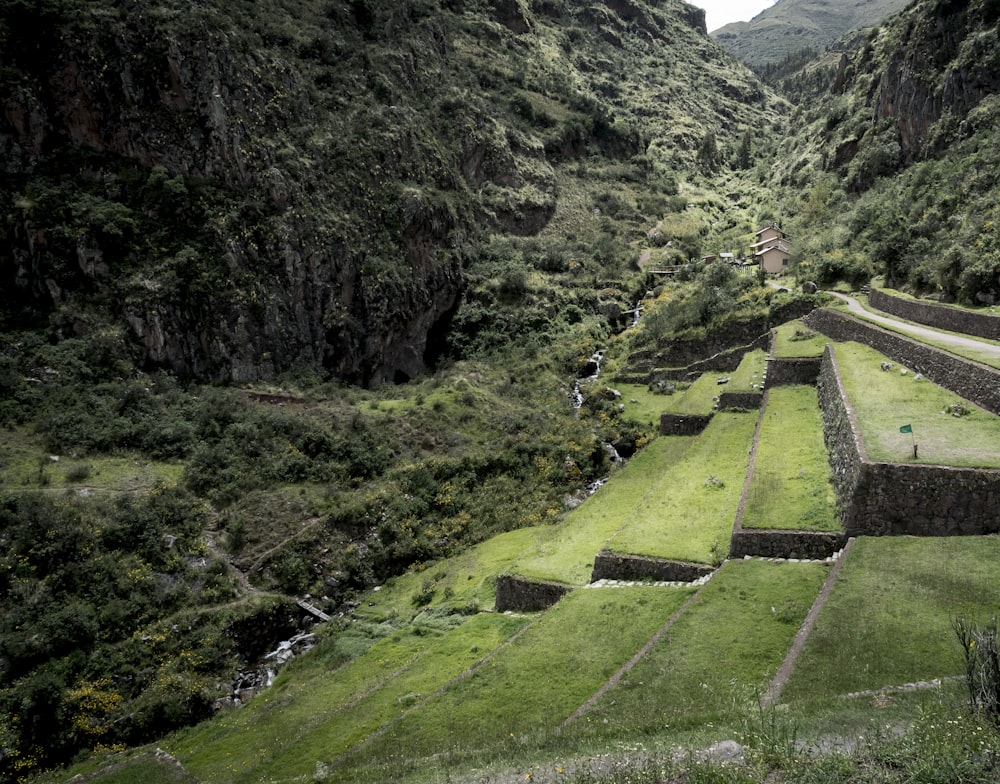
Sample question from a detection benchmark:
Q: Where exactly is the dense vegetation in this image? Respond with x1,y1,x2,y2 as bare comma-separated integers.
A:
3,0,1000,781
775,0,1000,303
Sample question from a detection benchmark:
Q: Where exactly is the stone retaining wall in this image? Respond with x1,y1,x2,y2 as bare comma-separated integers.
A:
729,530,847,559
591,551,714,583
805,308,1000,415
659,413,712,436
815,343,1000,535
870,287,1000,341
494,575,569,612
718,391,763,411
859,462,1000,535
765,357,822,387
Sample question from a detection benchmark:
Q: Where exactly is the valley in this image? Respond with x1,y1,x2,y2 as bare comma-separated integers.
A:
4,0,1000,782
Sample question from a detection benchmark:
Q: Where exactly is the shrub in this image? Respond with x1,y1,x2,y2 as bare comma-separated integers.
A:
955,615,1000,723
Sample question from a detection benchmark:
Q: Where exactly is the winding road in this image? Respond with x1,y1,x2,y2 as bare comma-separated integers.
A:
825,291,1000,361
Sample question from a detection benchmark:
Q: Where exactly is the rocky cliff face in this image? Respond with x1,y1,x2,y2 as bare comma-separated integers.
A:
0,1,488,383
870,0,1000,161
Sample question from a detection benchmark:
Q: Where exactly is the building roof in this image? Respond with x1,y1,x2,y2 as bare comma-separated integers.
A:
754,223,787,237
754,244,792,257
751,238,791,252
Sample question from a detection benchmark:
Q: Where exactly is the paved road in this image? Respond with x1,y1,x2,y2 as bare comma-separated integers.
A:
825,291,1000,361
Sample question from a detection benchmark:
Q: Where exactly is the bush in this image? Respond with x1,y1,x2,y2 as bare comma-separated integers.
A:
955,615,1000,722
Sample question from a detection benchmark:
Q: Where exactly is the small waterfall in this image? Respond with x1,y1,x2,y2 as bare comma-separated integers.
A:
572,350,604,410
630,300,643,328
603,442,624,464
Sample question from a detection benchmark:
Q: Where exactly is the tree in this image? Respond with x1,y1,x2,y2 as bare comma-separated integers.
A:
735,129,753,170
697,130,721,173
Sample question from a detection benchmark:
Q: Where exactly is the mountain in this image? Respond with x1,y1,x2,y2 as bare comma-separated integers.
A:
0,0,773,386
711,0,912,69
774,0,1000,301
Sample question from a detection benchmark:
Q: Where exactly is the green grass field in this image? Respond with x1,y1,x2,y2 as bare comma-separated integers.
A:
564,559,829,736
357,526,552,617
0,427,183,491
772,319,828,358
660,349,768,415
834,342,1000,467
614,382,684,427
741,386,840,532
663,372,723,415
781,536,1000,704
511,436,696,584
606,412,757,564
337,587,694,782
173,613,530,783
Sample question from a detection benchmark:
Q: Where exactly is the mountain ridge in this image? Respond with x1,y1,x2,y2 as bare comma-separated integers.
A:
711,0,912,69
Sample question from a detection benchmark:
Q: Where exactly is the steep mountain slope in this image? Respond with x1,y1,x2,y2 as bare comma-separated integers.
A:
712,0,911,69
773,0,1000,301
0,0,775,385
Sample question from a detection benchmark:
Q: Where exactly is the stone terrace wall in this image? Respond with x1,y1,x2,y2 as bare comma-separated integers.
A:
765,357,821,387
591,551,714,583
815,344,868,530
815,343,1000,536
718,391,763,411
860,462,1000,535
495,575,569,612
660,413,712,436
648,336,769,382
870,287,1000,341
729,530,847,559
805,308,1000,415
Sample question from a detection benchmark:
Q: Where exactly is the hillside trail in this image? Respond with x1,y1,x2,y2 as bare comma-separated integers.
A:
826,291,1000,361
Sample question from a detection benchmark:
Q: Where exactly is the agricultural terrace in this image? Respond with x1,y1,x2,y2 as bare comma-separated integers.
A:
510,436,696,585
772,320,827,358
830,297,1000,370
318,588,695,783
834,342,1000,467
614,381,684,427
564,559,830,737
172,613,527,781
741,386,840,532
605,412,757,564
659,348,768,415
358,526,552,618
780,536,1000,704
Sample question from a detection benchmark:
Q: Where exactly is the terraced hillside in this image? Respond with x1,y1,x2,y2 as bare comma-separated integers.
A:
59,302,1000,784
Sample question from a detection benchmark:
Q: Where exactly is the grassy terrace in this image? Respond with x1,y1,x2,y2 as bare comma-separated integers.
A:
0,427,183,491
358,526,550,617
307,588,694,783
660,348,769,416
834,342,1000,467
564,559,829,737
742,386,840,532
606,412,757,564
172,612,529,783
781,536,1000,705
511,436,696,585
772,319,828,358
614,381,681,428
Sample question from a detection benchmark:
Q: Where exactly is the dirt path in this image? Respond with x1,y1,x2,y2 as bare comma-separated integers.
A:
558,580,713,732
827,292,1000,360
760,537,856,709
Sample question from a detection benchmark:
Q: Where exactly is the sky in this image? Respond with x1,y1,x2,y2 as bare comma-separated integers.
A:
695,0,777,32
